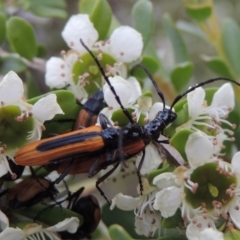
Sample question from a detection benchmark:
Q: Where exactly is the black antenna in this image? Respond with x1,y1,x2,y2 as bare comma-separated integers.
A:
80,39,134,124
170,77,240,110
135,64,166,108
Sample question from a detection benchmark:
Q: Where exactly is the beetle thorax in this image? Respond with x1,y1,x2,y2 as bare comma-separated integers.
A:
144,108,177,140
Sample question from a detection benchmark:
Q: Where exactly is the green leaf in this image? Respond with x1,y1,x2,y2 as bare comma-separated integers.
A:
6,17,37,60
132,0,154,48
222,18,240,77
202,55,234,79
170,61,193,92
0,106,34,150
162,209,182,228
80,0,112,39
0,56,27,74
26,74,41,99
176,21,207,40
102,205,139,239
109,225,133,240
107,14,121,36
163,13,189,63
132,55,160,79
185,2,212,21
27,0,67,18
0,13,6,44
224,226,240,240
157,236,188,240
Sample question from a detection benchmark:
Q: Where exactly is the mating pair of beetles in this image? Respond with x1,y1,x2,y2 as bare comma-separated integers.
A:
14,39,240,204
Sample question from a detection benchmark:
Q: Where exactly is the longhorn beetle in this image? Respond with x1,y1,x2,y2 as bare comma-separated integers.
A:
15,39,240,204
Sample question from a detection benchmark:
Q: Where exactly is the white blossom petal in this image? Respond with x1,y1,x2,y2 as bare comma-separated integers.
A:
0,156,9,178
229,197,240,228
127,77,142,103
46,217,79,234
186,216,218,240
109,26,143,62
153,172,178,189
0,227,25,240
0,71,24,105
211,83,234,110
231,152,240,176
62,14,98,54
32,94,64,123
187,87,205,118
110,193,142,211
135,209,160,238
199,228,224,240
153,186,182,217
186,132,214,168
136,143,162,175
103,76,131,109
0,211,9,231
149,102,164,121
45,57,72,89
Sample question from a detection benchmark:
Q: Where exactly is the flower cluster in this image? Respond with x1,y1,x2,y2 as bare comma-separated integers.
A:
1,8,240,240
110,82,239,239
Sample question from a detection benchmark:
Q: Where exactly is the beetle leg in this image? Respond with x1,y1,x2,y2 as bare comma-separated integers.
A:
157,139,169,144
54,158,75,184
136,150,145,195
96,163,120,205
99,113,114,129
88,158,100,177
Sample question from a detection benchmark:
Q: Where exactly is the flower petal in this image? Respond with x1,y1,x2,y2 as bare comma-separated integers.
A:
127,77,142,104
109,26,143,62
187,87,205,118
231,152,240,175
103,76,132,109
46,217,80,233
186,216,218,240
211,83,235,110
199,228,224,240
149,102,163,121
45,57,72,89
153,186,182,217
136,143,162,175
32,94,64,123
0,227,25,240
62,14,98,54
0,211,9,231
110,193,142,211
0,156,9,178
153,172,178,189
186,132,214,168
229,197,240,228
135,209,160,238
0,71,24,105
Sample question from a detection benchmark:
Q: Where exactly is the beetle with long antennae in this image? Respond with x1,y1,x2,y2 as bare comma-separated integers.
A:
14,39,240,204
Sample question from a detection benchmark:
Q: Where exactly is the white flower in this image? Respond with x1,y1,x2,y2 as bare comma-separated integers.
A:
110,178,161,238
135,142,163,175
178,84,235,149
186,216,223,240
0,217,79,240
152,131,240,235
61,14,98,54
101,75,142,121
28,93,64,140
0,71,63,178
45,14,143,100
61,14,143,62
